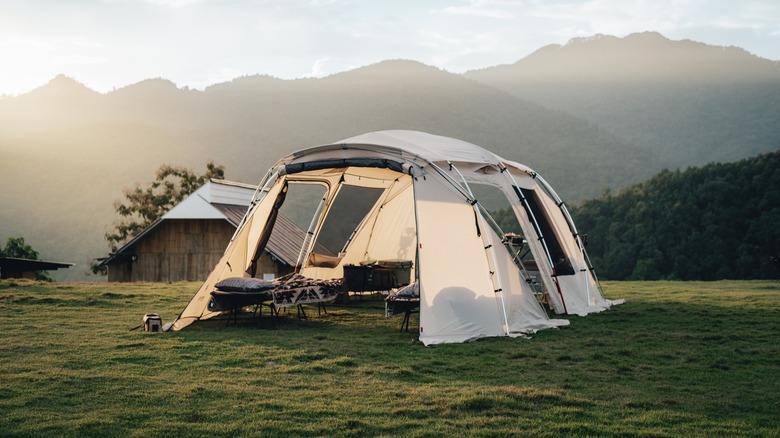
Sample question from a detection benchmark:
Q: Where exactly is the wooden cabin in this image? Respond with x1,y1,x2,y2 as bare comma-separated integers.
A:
97,179,303,282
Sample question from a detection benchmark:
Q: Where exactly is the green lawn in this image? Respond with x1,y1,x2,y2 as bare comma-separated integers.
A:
0,280,778,436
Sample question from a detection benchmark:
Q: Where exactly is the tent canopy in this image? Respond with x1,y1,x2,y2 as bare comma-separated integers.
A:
171,130,622,345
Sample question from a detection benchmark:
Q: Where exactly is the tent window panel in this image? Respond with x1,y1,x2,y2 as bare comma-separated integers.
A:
249,182,329,277
277,183,329,232
470,184,523,236
518,187,575,276
316,185,384,255
471,183,537,276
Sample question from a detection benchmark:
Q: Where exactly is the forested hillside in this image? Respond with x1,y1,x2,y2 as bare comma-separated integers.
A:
570,151,780,280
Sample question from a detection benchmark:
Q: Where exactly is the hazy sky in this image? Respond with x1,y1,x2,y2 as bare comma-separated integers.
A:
1,0,779,95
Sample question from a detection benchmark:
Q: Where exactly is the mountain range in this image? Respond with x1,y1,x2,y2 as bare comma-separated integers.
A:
465,32,780,167
1,32,778,281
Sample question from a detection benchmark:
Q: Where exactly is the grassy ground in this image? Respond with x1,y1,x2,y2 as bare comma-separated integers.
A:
0,280,778,437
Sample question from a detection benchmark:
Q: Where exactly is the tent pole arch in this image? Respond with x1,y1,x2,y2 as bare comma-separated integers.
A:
526,171,605,299
229,170,280,244
498,164,568,314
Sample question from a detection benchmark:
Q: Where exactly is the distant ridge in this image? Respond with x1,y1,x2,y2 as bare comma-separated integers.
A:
27,74,99,98
466,32,780,168
468,31,780,82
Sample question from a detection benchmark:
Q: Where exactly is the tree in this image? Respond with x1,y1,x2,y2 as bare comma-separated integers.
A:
105,161,225,246
0,237,52,281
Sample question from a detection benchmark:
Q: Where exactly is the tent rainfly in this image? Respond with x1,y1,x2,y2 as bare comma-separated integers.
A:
171,130,623,345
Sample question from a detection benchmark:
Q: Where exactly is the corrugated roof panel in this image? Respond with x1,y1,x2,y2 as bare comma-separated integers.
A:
207,179,257,205
211,203,249,227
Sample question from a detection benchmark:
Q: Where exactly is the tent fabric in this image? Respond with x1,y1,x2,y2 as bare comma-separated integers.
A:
171,130,621,344
414,172,506,344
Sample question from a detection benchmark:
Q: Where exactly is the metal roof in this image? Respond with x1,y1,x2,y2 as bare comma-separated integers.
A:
0,257,73,278
211,203,249,227
265,214,330,266
97,180,315,269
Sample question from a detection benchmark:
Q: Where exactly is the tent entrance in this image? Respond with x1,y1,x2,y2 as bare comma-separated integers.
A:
469,183,547,304
315,184,385,256
268,168,417,284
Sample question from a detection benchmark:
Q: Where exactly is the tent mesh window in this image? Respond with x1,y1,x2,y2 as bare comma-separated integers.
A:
316,184,384,255
519,187,575,276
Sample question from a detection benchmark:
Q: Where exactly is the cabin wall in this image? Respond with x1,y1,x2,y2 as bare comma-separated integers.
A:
107,219,290,282
108,219,233,282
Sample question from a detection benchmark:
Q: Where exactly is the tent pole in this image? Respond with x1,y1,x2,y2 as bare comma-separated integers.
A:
294,187,329,271
441,161,511,336
229,171,280,244
499,164,568,314
530,172,605,301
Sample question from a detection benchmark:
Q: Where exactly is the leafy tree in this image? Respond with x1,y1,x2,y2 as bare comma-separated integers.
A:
105,161,225,246
0,237,52,281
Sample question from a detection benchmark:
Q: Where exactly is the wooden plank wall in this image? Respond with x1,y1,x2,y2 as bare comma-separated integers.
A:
108,219,289,282
136,219,232,282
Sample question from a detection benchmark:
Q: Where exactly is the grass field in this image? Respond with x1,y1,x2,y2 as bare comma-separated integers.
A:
0,280,778,436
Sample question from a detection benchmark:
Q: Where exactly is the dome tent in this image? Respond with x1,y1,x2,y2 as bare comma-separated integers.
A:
171,130,621,345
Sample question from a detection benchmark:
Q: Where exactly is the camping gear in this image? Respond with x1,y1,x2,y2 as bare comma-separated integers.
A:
343,261,411,292
377,259,413,286
170,130,622,345
386,283,421,332
143,313,162,332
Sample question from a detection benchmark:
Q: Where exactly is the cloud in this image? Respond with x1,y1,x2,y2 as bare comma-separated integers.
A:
306,57,330,78
1,36,57,51
139,0,203,7
51,55,109,66
435,0,517,19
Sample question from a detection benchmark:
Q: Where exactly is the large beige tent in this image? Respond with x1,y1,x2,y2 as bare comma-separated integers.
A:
171,130,621,345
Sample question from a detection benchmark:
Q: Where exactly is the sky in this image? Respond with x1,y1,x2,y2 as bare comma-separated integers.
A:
1,0,779,95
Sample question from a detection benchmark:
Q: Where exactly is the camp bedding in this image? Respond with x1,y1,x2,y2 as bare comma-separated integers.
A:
270,273,342,308
208,289,272,312
385,296,419,318
208,274,342,313
385,282,420,317
208,277,275,311
214,277,275,292
385,284,420,332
